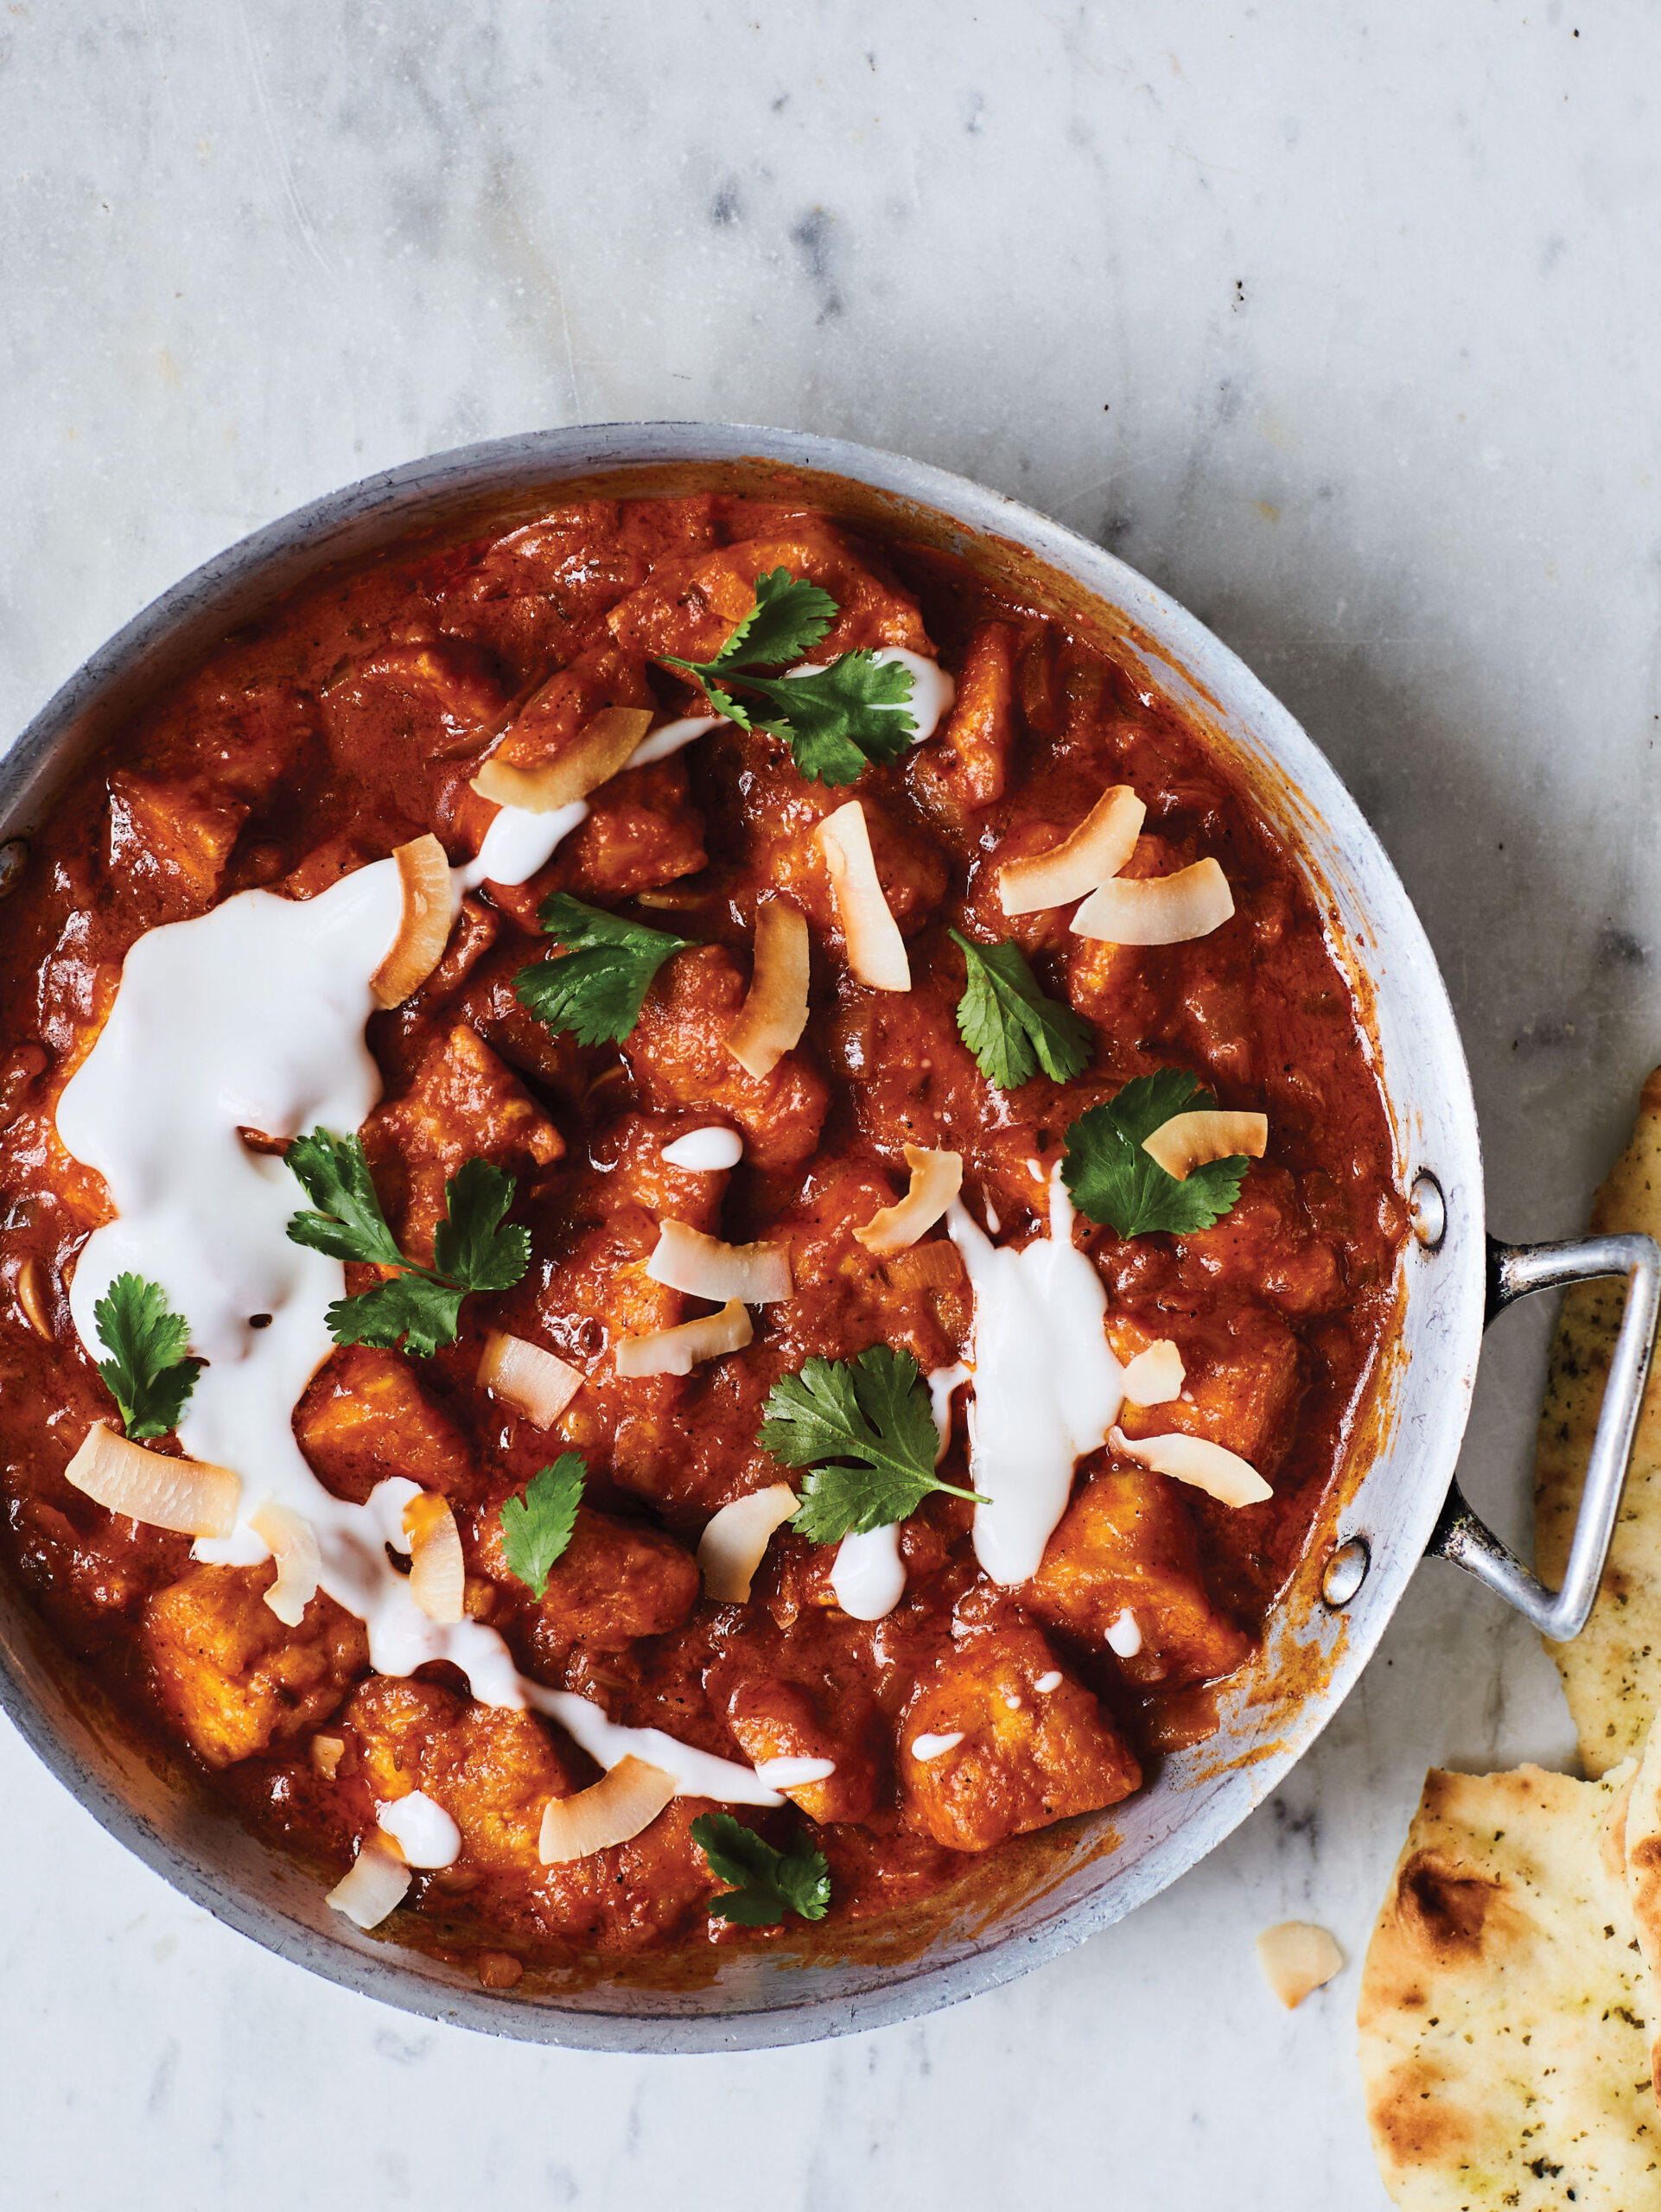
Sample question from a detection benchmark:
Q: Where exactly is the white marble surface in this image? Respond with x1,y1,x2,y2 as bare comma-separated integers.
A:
3,3,1660,2204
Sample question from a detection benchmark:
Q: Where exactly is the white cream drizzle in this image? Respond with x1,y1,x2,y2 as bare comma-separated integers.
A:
910,1731,964,1762
829,1359,970,1624
377,1789,462,1868
1034,1669,1063,1694
754,1755,837,1789
947,1169,1125,1586
1106,1609,1143,1659
659,1126,744,1171
55,780,782,1810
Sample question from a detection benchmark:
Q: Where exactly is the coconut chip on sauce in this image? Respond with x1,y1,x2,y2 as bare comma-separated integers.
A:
64,1423,240,1540
538,1754,678,1864
403,1493,465,1624
477,1330,583,1427
725,898,811,1078
614,1299,753,1379
853,1147,964,1255
1072,855,1235,944
1117,1340,1185,1406
645,1221,792,1305
248,1499,321,1626
469,704,654,815
697,1484,800,1603
326,1834,411,1929
1109,1424,1271,1509
370,834,455,1008
997,785,1146,915
814,800,910,991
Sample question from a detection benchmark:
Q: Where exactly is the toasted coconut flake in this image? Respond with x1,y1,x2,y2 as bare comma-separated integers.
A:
1072,856,1235,944
646,1220,792,1304
1109,1424,1271,1508
1257,1921,1344,2009
65,1422,239,1538
853,1146,964,1255
470,704,654,814
16,1255,54,1341
370,834,455,1008
1142,1109,1268,1180
614,1298,753,1379
697,1484,799,1603
311,1733,347,1783
725,899,811,1077
478,1329,582,1427
249,1499,321,1627
538,1754,678,1864
403,1492,465,1624
327,1835,410,1929
814,802,910,991
1119,1339,1186,1406
997,785,1146,914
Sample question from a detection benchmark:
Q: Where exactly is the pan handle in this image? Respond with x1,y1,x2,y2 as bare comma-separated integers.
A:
1425,1231,1661,1640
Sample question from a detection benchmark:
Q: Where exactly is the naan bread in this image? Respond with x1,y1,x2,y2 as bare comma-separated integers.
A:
1626,1716,1661,2112
1535,1067,1661,1777
1358,1761,1658,2209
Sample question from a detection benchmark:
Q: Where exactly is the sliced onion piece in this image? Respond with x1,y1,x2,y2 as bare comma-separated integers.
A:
997,785,1146,915
814,802,910,991
1109,1424,1271,1508
697,1484,800,1603
1119,1339,1186,1406
471,704,654,814
370,833,455,1008
1142,1109,1268,1181
477,1329,582,1427
16,1255,54,1341
326,1835,411,1929
311,1733,347,1782
646,1220,792,1304
1256,1921,1344,2009
65,1422,239,1538
403,1492,465,1624
614,1298,753,1379
249,1499,321,1627
1072,856,1235,944
853,1146,964,1254
538,1753,678,1864
725,899,811,1078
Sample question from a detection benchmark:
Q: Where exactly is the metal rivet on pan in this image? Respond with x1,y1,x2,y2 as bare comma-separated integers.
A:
1409,1170,1446,1251
1322,1536,1371,1607
0,841,26,899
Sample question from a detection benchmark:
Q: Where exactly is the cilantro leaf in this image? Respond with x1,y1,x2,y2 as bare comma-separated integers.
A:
513,894,691,1046
284,1129,530,1356
759,1345,983,1545
92,1274,200,1440
711,567,837,671
1060,1068,1251,1238
285,1128,404,1268
948,929,1093,1090
661,571,919,787
432,1158,531,1293
690,1810,831,1926
499,1454,585,1599
325,1272,466,1360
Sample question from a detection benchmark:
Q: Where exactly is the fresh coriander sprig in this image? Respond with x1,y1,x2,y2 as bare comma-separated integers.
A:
499,1455,586,1599
92,1274,200,1440
690,1810,831,1926
1060,1068,1251,1240
759,1345,984,1546
948,928,1093,1090
661,568,918,787
284,1129,530,1357
514,894,691,1047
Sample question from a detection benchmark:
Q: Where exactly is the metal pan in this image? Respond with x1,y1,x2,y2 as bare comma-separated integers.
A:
1,423,1654,2051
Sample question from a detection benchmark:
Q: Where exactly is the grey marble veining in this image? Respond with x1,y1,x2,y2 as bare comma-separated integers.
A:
3,3,1660,2205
